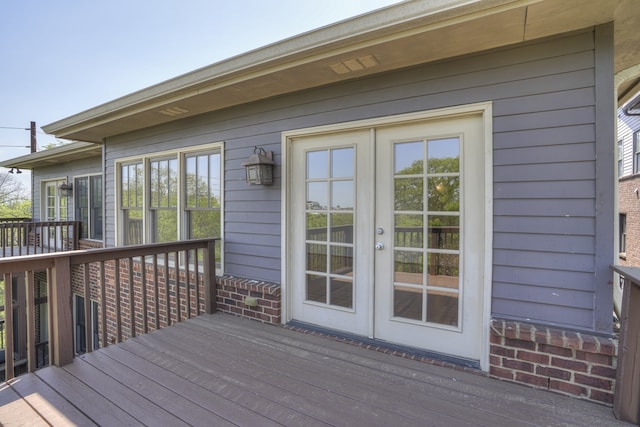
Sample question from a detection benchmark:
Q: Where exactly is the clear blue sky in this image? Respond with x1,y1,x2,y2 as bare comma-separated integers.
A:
0,0,401,183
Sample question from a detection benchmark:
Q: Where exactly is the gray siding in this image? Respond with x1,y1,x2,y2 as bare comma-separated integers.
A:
32,156,101,221
105,27,612,333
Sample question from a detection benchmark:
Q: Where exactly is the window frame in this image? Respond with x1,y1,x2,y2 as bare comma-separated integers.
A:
74,173,103,241
618,139,624,177
634,131,640,174
619,213,627,257
115,143,224,272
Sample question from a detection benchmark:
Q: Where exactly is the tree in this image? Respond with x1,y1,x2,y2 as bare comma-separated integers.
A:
0,172,30,218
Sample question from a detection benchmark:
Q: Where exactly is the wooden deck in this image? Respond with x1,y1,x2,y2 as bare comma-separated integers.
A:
0,313,629,426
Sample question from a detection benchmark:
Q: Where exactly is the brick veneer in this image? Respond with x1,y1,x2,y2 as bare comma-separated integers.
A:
490,319,618,405
216,275,281,324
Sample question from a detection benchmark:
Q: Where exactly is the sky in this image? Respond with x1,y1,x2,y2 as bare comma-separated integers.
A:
0,0,402,188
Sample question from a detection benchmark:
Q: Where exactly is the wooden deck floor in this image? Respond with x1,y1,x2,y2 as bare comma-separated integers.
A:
0,313,629,426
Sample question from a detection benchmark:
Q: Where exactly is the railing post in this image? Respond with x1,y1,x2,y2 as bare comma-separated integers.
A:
612,265,640,424
3,273,15,380
204,240,217,314
49,256,74,366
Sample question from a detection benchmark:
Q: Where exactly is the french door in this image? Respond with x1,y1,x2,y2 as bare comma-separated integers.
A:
287,110,488,363
44,180,68,249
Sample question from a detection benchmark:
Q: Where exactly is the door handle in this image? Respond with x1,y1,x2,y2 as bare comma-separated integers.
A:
375,242,384,250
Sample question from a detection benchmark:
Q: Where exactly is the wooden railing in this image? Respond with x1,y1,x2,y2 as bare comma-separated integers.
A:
611,265,640,425
0,221,80,257
0,238,218,381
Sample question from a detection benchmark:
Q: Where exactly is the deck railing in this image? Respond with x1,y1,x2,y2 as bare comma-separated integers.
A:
0,238,218,381
611,265,640,425
0,220,80,257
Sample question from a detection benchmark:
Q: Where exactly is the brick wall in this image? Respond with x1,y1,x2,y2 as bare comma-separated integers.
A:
217,276,281,324
490,319,617,405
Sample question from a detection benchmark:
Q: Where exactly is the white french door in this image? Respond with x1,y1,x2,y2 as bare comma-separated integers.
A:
44,180,68,249
286,108,489,364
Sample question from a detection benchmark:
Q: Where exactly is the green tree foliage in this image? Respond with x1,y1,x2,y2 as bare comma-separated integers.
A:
0,172,31,219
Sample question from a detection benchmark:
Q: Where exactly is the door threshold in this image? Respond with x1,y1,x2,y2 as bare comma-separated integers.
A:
286,320,481,371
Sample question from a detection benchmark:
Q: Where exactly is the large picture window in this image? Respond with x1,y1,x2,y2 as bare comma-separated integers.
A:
75,175,103,240
117,145,223,270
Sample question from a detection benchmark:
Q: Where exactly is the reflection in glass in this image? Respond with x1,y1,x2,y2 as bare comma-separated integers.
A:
307,151,328,179
307,182,328,210
427,291,458,326
307,274,326,303
331,181,354,210
331,148,354,178
395,141,423,174
427,216,459,250
330,245,353,275
394,177,423,211
427,253,459,288
394,287,422,320
427,138,459,173
330,213,353,243
394,214,423,248
330,278,353,308
307,213,328,241
427,177,459,212
306,243,327,273
394,250,423,282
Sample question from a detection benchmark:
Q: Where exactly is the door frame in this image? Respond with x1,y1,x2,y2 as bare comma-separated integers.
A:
281,102,494,370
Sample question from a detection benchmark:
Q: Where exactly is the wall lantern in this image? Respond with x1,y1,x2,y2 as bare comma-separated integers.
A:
59,182,73,196
241,146,275,185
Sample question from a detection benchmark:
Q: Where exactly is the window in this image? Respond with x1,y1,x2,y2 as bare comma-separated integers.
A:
74,295,99,355
150,158,178,243
117,145,223,269
618,140,624,177
620,213,627,256
121,162,144,245
185,151,221,239
75,175,103,240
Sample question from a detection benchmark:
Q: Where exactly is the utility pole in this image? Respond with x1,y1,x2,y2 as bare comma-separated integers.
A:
30,121,36,153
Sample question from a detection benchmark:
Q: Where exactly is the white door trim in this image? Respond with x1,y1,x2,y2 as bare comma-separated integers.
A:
281,102,493,370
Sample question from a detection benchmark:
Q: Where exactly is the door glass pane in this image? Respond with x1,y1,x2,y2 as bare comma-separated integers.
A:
306,274,326,303
306,213,327,241
330,213,353,243
427,177,459,212
306,243,327,273
395,214,423,248
427,138,459,173
394,251,422,283
427,290,458,326
394,286,422,320
307,150,328,179
395,141,423,174
330,278,352,308
307,182,327,210
428,216,459,250
330,245,353,275
428,253,459,290
331,181,353,209
331,148,354,178
394,177,423,211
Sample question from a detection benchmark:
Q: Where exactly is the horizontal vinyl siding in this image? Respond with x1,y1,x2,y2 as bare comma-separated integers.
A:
32,157,101,221
105,29,603,324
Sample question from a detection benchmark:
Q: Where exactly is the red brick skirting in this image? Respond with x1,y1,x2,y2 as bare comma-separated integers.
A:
216,276,281,324
490,319,618,405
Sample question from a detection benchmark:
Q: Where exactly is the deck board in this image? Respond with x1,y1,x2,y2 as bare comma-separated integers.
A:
0,313,628,426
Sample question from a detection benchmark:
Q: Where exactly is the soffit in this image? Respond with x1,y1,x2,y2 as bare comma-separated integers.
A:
0,143,102,169
42,0,633,143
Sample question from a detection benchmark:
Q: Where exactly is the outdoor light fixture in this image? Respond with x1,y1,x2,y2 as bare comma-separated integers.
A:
8,167,22,174
242,146,275,185
59,182,73,196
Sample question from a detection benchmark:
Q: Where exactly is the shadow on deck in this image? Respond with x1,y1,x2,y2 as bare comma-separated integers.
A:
0,313,629,426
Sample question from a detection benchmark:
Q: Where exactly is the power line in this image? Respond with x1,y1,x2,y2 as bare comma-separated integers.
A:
0,126,30,130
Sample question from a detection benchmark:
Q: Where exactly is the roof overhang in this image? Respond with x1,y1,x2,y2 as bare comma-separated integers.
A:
42,0,637,143
0,142,101,170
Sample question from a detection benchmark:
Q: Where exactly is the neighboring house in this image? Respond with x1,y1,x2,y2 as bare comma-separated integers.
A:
616,92,640,315
2,0,639,405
